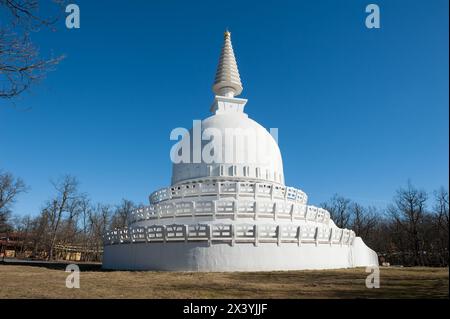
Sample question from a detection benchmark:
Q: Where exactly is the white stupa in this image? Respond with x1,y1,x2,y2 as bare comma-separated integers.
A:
103,31,378,271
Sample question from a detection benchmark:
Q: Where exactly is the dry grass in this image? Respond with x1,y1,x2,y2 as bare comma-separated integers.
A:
0,264,447,299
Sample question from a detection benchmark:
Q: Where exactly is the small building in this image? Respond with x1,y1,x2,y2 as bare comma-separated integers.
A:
0,232,26,258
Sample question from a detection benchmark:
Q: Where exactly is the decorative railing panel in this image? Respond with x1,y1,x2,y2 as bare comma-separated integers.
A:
146,225,165,242
235,224,255,241
105,224,355,247
131,227,146,243
149,181,308,205
129,201,331,225
258,225,278,241
188,224,209,240
212,224,233,239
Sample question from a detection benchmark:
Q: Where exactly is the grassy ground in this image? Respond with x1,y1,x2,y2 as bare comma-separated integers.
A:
0,263,448,299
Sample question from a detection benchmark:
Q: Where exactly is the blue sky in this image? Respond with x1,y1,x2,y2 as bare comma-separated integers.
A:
0,0,448,216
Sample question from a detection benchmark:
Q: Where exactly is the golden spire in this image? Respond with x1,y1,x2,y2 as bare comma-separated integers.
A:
212,30,243,97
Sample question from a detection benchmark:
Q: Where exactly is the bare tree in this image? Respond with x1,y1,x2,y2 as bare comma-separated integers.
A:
78,195,92,258
29,208,49,258
321,194,351,228
432,187,449,266
0,170,27,232
88,203,111,261
45,175,80,260
0,0,64,100
110,199,135,229
388,182,428,266
350,203,378,240
434,187,449,237
73,197,110,261
10,214,32,255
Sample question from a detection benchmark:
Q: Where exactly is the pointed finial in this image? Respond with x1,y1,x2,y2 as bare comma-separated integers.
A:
212,30,243,97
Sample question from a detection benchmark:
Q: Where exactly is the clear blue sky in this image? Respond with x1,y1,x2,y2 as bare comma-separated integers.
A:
0,0,448,216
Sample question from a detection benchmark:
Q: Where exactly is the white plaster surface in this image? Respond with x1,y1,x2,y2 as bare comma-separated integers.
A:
103,237,378,271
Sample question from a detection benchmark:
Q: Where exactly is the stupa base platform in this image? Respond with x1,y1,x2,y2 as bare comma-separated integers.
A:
103,237,378,272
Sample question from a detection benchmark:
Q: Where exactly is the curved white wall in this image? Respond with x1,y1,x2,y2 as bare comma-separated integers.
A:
103,238,378,272
351,237,379,266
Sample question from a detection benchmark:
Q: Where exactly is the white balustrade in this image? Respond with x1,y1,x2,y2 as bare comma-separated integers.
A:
104,222,356,248
128,200,333,227
149,181,308,206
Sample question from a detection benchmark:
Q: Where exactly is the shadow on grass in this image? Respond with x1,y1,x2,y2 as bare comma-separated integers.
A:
0,258,104,271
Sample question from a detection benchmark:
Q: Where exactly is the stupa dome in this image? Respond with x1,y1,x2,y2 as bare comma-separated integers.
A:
171,111,285,185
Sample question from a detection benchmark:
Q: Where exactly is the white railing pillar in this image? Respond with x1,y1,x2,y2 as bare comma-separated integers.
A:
184,224,188,243
212,200,217,220
230,224,235,247
314,227,319,246
207,224,212,246
156,205,161,220
144,226,148,243
198,183,204,194
191,201,196,219
217,182,221,200
162,225,167,243
277,225,281,246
